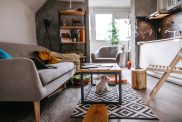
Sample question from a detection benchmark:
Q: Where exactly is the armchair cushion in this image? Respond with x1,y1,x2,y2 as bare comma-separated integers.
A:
98,46,120,58
38,62,75,85
95,58,116,63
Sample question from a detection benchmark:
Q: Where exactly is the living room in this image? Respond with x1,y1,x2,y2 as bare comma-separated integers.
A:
0,0,182,122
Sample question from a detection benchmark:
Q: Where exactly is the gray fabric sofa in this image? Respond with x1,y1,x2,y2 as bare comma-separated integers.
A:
0,42,76,122
91,46,127,67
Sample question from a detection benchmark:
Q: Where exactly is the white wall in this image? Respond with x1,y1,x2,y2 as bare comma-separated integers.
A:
139,38,182,85
0,0,37,45
89,0,130,8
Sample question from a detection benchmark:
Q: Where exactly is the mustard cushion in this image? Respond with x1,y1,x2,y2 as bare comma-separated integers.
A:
37,50,61,64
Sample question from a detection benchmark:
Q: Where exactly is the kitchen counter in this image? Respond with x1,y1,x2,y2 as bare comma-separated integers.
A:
137,36,182,45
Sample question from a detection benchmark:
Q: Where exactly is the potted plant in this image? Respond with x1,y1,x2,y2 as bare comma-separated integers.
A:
106,21,120,45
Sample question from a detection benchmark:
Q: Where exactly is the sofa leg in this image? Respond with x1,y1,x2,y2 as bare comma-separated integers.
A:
64,83,67,88
33,101,40,122
70,77,74,86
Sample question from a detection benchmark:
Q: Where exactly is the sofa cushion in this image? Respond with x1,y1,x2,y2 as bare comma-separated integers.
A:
38,62,75,85
30,57,58,70
95,58,116,63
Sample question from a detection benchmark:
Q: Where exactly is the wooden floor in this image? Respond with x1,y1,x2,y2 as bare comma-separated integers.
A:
0,69,182,122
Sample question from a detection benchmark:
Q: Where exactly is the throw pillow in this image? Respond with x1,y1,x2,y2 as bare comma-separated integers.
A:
0,49,13,59
36,50,61,64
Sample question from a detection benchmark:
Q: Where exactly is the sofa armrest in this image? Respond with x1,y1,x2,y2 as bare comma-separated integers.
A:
91,53,98,63
0,58,44,101
116,52,127,67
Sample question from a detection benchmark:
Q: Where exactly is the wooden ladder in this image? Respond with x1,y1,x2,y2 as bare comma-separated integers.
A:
146,48,182,105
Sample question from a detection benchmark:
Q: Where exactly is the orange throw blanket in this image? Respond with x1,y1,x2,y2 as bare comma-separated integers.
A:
38,50,61,64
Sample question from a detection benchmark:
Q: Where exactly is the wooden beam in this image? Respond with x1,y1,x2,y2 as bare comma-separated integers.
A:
147,67,182,74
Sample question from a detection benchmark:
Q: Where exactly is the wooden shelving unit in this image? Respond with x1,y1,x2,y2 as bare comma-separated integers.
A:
58,8,87,62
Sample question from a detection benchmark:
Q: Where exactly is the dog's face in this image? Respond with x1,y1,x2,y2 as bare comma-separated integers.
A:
101,75,109,82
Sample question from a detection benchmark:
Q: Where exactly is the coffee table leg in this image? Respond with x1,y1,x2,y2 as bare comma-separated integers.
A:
91,74,93,85
119,73,122,104
81,73,84,103
115,74,117,83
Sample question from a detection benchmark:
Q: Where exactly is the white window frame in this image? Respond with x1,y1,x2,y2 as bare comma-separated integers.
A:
90,8,130,42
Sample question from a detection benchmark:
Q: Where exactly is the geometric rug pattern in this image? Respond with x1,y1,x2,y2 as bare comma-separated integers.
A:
84,85,118,102
71,84,159,120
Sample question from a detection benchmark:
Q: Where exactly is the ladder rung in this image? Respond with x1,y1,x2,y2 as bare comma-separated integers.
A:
147,67,182,74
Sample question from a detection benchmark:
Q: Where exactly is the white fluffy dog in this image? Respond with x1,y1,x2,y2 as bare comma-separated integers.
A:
95,75,110,93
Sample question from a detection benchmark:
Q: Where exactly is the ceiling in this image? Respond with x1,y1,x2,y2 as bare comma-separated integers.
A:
89,0,131,8
22,0,46,12
22,0,131,13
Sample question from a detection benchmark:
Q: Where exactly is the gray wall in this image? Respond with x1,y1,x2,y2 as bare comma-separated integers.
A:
0,0,37,44
36,0,90,62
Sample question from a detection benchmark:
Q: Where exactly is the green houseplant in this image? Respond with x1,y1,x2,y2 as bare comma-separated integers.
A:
106,21,120,45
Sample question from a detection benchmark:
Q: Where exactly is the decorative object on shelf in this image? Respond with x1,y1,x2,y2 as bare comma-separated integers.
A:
60,29,72,42
43,18,52,50
70,29,80,42
76,8,82,11
72,18,83,26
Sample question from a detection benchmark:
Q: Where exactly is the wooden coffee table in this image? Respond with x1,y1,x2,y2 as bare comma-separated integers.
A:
78,63,122,104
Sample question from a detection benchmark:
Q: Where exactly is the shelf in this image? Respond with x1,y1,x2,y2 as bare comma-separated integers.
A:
60,26,85,29
59,10,85,16
61,42,85,44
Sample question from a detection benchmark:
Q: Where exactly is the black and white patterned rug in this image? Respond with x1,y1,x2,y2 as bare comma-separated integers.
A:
71,84,158,120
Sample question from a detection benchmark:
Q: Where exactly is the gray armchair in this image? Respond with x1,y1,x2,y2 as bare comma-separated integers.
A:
91,46,127,67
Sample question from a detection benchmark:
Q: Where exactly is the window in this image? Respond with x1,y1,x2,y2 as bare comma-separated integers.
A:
94,12,131,41
115,18,131,41
95,14,112,40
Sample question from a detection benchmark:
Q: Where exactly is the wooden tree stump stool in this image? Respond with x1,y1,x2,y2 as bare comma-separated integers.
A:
132,69,147,90
82,104,108,122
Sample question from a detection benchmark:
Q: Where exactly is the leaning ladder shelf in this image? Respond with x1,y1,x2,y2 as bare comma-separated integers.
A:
146,48,182,105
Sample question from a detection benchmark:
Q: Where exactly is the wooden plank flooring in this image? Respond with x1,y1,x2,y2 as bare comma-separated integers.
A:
0,69,182,122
